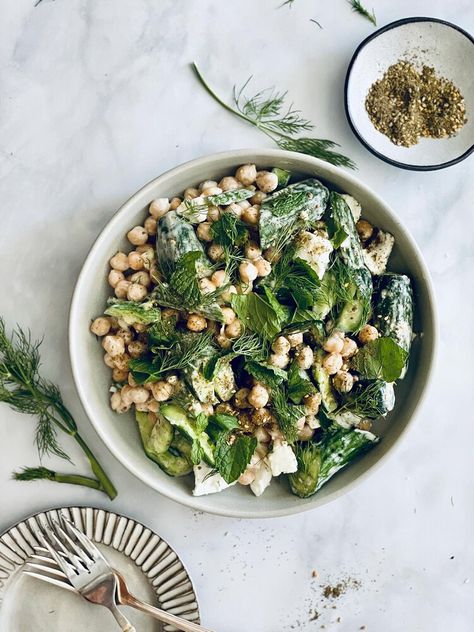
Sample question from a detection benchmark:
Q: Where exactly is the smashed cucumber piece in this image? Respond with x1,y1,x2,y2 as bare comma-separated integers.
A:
312,349,338,413
135,411,192,477
272,167,291,188
160,404,215,466
105,298,161,325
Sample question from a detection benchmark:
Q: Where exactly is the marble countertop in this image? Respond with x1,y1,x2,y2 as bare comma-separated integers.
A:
1,0,473,630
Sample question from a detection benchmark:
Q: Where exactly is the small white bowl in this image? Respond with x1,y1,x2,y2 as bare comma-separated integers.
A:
69,149,437,518
345,17,474,170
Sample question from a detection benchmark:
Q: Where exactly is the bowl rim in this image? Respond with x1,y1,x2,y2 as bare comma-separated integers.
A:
344,16,474,172
69,148,438,518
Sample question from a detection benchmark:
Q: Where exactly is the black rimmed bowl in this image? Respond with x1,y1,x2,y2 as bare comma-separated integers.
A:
345,17,474,171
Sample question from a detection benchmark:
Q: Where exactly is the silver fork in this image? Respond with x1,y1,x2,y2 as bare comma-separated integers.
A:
25,518,215,632
31,519,136,632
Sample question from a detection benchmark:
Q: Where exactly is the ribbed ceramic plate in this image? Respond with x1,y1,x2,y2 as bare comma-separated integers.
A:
0,507,200,632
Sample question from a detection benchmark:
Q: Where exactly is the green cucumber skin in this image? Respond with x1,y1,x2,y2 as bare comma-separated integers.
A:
328,192,364,269
135,411,192,477
156,211,209,277
312,349,338,413
373,273,414,354
160,404,215,466
272,167,291,188
335,267,373,333
259,179,329,249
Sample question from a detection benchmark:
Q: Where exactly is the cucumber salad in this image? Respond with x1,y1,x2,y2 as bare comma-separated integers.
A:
90,164,414,499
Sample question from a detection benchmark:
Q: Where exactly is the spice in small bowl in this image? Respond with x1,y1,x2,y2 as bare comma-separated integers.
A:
365,60,467,147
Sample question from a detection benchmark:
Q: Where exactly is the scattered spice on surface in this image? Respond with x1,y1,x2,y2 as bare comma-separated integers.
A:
365,60,467,147
312,569,318,577
321,577,362,599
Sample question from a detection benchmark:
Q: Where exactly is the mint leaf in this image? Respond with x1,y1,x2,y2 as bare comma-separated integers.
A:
195,412,208,434
169,251,203,307
245,360,287,389
351,337,408,382
215,433,257,483
231,291,289,340
191,439,204,465
211,213,249,248
287,361,316,404
208,413,240,431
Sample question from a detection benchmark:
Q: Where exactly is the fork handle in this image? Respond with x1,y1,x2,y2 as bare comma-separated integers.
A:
123,594,214,632
109,603,137,632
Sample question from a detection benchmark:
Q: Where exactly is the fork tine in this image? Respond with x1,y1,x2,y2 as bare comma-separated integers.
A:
62,518,104,562
27,561,68,579
53,519,93,566
23,570,75,592
35,530,77,581
45,525,86,575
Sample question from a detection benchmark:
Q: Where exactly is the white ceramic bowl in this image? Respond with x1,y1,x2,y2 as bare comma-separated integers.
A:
345,17,474,171
69,149,437,518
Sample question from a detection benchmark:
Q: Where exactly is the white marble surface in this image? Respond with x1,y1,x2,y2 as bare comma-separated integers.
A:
0,0,473,630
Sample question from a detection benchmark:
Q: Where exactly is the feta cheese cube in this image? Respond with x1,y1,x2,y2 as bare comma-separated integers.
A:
363,230,395,275
268,442,298,477
250,458,273,497
295,231,333,279
193,463,236,496
341,194,362,222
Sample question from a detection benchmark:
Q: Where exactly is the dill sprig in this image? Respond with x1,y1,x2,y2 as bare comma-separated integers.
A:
0,318,116,499
348,0,377,26
13,466,104,491
192,63,356,170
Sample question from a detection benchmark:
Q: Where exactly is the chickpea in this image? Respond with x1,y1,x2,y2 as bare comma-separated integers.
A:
112,353,130,372
225,319,242,339
304,392,322,415
108,269,124,288
149,198,170,219
116,328,133,345
207,206,221,222
263,247,281,263
128,340,146,358
221,307,236,325
254,258,272,277
128,251,144,271
199,180,217,191
208,243,225,262
250,190,266,205
102,335,125,357
198,277,217,295
333,370,355,393
127,283,148,302
216,333,232,349
187,314,207,332
226,203,242,218
129,270,151,287
323,331,344,353
150,381,174,402
239,260,258,284
235,164,257,186
103,353,115,369
234,388,251,409
169,197,182,210
287,332,303,348
110,391,127,413
356,219,374,242
114,280,131,299
251,408,275,426
269,353,290,369
144,216,157,235
306,415,321,430
137,246,155,269
127,226,148,246
239,468,256,486
254,425,271,443
129,386,150,405
162,307,179,319
197,221,213,242
112,367,128,382
322,352,343,375
109,252,129,272
236,281,253,295
149,264,160,284
359,324,379,345
272,336,291,355
184,187,199,199
211,270,227,287
341,337,358,358
248,384,270,409
219,176,240,191
238,200,251,211
90,317,111,337
244,241,262,260
256,171,278,193
220,284,237,303
147,399,160,413
241,205,260,225
298,425,315,441
202,186,222,197
128,373,137,387
295,345,314,370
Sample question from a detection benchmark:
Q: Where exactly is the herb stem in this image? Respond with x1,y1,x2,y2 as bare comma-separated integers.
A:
13,466,103,491
74,433,117,499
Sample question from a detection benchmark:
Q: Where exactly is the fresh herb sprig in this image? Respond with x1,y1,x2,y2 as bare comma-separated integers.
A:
348,0,377,26
192,63,355,169
0,319,116,499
